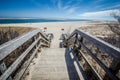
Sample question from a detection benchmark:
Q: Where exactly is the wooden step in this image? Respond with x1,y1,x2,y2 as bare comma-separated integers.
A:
31,48,85,80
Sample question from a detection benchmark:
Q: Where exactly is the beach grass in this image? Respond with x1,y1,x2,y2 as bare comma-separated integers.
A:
0,27,33,45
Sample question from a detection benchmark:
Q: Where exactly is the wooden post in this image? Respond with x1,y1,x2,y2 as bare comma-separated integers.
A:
76,36,83,59
0,62,12,80
33,36,38,49
73,33,80,55
103,59,120,80
110,59,120,77
78,36,83,50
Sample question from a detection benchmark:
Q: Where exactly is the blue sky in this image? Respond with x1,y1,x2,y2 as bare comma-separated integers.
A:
0,0,120,20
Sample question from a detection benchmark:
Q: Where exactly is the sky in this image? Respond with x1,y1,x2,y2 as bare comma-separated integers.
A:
0,0,120,20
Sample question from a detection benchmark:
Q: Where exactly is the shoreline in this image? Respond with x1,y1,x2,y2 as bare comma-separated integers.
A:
0,21,98,35
0,21,119,80
0,21,108,35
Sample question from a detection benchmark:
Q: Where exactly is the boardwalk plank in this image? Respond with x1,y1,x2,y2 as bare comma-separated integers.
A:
31,48,85,80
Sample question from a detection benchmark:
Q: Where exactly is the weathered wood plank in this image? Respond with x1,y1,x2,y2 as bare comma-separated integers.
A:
79,40,118,80
74,29,120,61
77,50,102,80
39,31,49,41
0,29,49,61
0,62,7,73
66,29,120,80
71,50,88,80
14,43,41,80
31,48,84,80
41,37,50,44
0,62,12,80
0,29,39,61
67,29,120,60
0,37,40,80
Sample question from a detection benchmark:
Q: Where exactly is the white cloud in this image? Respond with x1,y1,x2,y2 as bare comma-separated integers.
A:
104,4,120,10
92,0,104,4
66,0,74,5
63,4,80,14
63,5,71,10
68,8,75,13
94,4,120,11
56,0,80,14
57,0,62,10
94,5,105,9
79,9,119,18
67,7,78,14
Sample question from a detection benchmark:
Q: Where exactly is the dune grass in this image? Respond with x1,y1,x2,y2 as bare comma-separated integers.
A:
0,27,33,45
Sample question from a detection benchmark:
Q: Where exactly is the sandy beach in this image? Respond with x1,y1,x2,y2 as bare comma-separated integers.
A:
0,21,113,48
0,21,119,80
0,21,98,80
0,21,103,31
0,0,119,79
0,21,99,48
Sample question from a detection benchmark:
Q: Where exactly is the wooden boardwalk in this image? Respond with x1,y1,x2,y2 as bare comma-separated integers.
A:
31,28,85,80
31,48,84,80
0,27,119,80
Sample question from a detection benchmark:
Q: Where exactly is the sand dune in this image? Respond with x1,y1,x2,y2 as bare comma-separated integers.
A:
0,21,96,48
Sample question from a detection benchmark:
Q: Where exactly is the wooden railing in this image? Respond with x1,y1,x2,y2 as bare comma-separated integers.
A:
0,29,50,80
64,29,120,80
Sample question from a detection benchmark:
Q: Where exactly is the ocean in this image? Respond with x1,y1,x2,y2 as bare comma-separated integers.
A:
0,19,89,24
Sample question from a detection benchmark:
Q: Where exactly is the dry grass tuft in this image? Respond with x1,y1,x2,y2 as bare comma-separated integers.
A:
78,24,120,79
0,27,33,45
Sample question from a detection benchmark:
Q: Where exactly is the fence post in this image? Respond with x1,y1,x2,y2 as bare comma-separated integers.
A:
103,59,120,80
78,36,83,49
0,62,12,80
110,59,120,77
73,34,83,56
73,33,78,51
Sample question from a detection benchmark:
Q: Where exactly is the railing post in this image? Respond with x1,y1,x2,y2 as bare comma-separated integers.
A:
0,29,50,80
0,62,12,80
33,35,39,49
73,33,78,50
78,36,83,49
110,59,120,77
76,36,83,59
73,33,83,57
73,34,83,52
103,59,120,80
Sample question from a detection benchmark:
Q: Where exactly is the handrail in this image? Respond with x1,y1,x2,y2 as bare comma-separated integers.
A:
0,29,49,61
64,29,120,80
0,37,40,80
14,42,41,80
67,29,120,60
0,28,50,80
